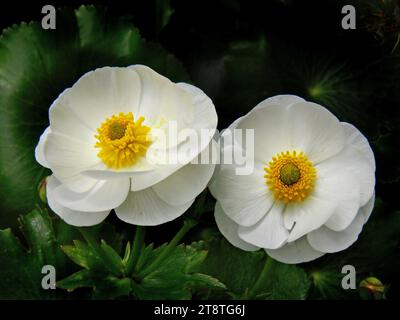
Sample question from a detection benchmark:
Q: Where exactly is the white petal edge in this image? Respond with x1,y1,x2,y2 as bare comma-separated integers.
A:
317,144,375,230
307,195,374,253
214,202,260,251
209,152,274,227
361,193,375,223
285,195,337,242
285,101,346,164
61,66,143,131
152,141,216,205
47,175,110,226
342,122,375,171
49,88,96,144
35,127,51,168
253,94,305,110
238,202,288,249
235,102,291,162
265,236,325,264
115,187,194,226
44,132,100,179
52,177,130,212
315,169,361,232
307,212,364,253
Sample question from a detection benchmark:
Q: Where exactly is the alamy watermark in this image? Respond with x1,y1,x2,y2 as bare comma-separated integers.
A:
129,122,257,176
41,265,56,290
341,5,356,30
341,264,356,290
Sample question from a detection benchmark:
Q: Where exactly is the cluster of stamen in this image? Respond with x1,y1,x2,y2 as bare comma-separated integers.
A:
264,150,317,203
95,112,152,169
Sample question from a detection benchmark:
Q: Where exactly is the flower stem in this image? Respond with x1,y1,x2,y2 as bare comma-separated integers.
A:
139,218,197,278
126,225,146,274
247,255,275,299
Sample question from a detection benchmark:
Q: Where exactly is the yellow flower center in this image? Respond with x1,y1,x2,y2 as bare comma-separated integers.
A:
94,112,152,169
264,150,317,203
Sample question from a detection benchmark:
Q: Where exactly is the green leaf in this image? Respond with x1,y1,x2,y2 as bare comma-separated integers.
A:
261,261,311,300
0,5,189,227
57,270,95,291
59,239,225,299
100,240,125,276
57,270,132,299
133,243,225,299
193,237,310,299
61,241,102,271
0,208,78,299
93,277,132,299
122,241,131,266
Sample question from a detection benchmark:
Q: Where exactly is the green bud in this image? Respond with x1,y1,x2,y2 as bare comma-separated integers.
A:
38,176,49,204
359,277,387,300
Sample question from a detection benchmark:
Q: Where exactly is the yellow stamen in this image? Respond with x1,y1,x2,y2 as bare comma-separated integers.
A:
264,150,317,203
94,112,152,169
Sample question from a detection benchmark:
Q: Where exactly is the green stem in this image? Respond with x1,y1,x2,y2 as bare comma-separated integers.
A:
126,225,146,274
139,218,197,278
247,255,275,299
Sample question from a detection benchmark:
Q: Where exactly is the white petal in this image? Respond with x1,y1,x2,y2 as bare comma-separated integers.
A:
49,88,95,143
308,208,366,253
115,188,193,226
152,143,216,205
316,169,361,232
214,202,259,251
47,176,109,226
54,173,99,193
360,194,375,223
84,138,204,182
129,163,183,191
209,156,274,227
287,164,359,237
133,65,186,126
52,177,130,212
286,195,337,242
235,102,291,161
177,83,218,133
64,67,143,131
35,127,51,168
265,236,325,264
317,144,375,207
147,83,217,165
220,95,304,161
238,202,288,249
128,133,216,192
342,122,375,171
82,157,156,180
45,132,100,179
286,101,346,164
253,94,305,110
87,81,217,188
156,81,195,129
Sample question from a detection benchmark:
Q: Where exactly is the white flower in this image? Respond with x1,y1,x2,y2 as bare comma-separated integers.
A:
35,65,217,226
209,95,375,264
